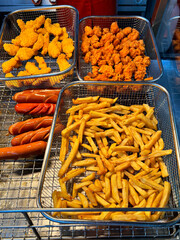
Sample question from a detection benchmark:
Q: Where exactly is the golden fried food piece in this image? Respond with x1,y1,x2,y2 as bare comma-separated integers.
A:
44,18,62,36
15,47,35,61
59,27,69,41
17,19,26,31
41,32,49,55
2,57,18,73
85,26,93,37
110,22,119,34
34,56,48,69
48,36,61,58
81,22,151,82
25,61,51,75
3,43,19,56
33,33,44,51
36,28,47,35
61,38,74,59
5,73,15,78
19,28,39,47
57,55,71,71
12,35,21,46
33,15,45,29
17,70,30,77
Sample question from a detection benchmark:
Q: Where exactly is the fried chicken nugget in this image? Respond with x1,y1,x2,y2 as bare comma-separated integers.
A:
25,62,51,75
61,38,74,59
110,22,119,34
3,43,19,56
48,36,61,58
34,56,48,69
19,28,39,47
2,57,18,73
59,27,69,41
33,33,44,51
5,73,15,78
41,32,49,56
57,54,71,71
17,70,30,77
44,18,62,36
15,47,35,61
17,19,26,31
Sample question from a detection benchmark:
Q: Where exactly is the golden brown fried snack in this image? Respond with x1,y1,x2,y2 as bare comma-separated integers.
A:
81,22,151,82
3,43,19,56
33,34,44,51
15,47,35,61
61,38,74,59
48,36,61,58
2,57,18,73
44,18,62,36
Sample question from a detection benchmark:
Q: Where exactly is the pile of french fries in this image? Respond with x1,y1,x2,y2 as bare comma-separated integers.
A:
52,96,172,222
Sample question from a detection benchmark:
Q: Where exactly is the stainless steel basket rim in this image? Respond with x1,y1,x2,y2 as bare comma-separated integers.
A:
37,81,180,226
0,5,79,81
77,15,163,82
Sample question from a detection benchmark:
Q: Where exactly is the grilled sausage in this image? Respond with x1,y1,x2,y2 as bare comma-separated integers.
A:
9,116,54,135
0,141,47,160
11,123,64,146
13,89,61,103
15,103,56,115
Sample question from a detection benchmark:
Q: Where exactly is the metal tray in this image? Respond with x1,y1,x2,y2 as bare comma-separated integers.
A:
0,5,79,90
37,81,180,226
168,16,180,77
77,16,163,82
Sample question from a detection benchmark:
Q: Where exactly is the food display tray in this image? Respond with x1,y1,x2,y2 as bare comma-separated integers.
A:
0,5,79,90
37,81,180,226
77,16,163,82
0,83,179,239
168,16,180,77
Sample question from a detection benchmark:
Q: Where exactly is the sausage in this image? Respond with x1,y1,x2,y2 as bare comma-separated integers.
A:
0,141,47,160
11,123,64,146
12,89,61,103
9,116,54,135
15,103,56,115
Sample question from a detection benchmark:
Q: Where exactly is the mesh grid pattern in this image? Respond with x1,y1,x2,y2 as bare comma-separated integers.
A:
77,16,162,82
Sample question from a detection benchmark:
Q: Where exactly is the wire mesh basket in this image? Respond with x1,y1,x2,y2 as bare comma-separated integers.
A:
37,81,180,226
168,16,180,77
0,5,79,90
77,16,163,82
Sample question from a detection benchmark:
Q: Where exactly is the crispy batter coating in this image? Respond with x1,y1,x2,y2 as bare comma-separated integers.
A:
57,55,71,71
2,57,18,73
3,43,19,56
61,38,74,59
34,56,48,69
5,72,15,78
48,36,61,58
81,22,151,82
17,70,30,77
41,32,49,55
15,47,35,61
19,28,39,47
59,27,69,41
25,61,51,75
33,33,44,51
44,18,62,36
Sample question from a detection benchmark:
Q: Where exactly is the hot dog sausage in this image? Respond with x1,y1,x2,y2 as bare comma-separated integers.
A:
11,123,64,146
9,116,54,135
0,141,47,160
15,103,56,115
13,89,61,103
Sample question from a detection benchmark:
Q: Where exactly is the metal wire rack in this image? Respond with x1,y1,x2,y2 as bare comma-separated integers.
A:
0,83,179,239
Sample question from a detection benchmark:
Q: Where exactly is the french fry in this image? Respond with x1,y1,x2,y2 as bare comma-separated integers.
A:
129,183,140,205
116,171,122,189
78,192,89,208
140,177,164,191
113,146,139,153
78,118,86,144
62,168,86,182
144,131,162,150
82,186,98,206
159,160,169,177
75,181,93,190
122,179,128,208
72,96,99,104
95,193,110,207
81,143,93,151
81,172,96,182
86,136,98,153
96,155,106,175
59,136,68,162
111,174,120,203
66,103,87,114
105,176,111,200
89,183,102,192
58,139,80,177
145,193,156,219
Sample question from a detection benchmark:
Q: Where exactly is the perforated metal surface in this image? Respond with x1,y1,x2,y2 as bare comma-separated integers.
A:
0,6,78,89
38,82,180,226
77,16,162,82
